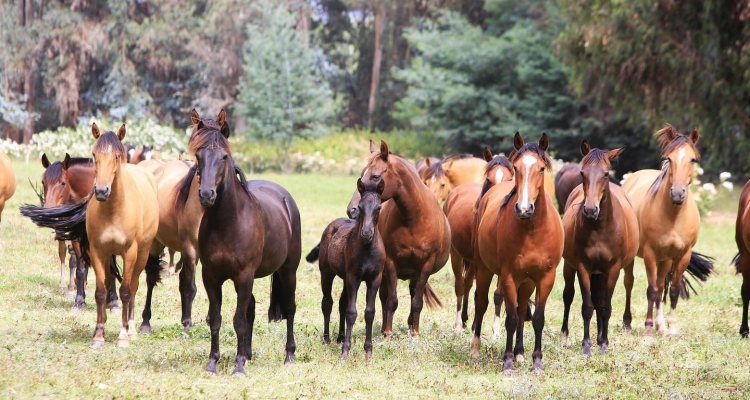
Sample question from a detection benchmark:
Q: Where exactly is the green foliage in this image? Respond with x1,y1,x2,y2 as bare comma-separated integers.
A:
394,8,578,156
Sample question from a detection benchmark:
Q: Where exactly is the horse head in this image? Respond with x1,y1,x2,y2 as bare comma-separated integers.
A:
91,124,128,202
356,177,384,244
655,125,700,205
510,132,552,219
579,140,625,220
189,109,232,208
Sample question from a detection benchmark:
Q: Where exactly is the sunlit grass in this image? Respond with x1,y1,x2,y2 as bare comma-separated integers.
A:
0,159,748,397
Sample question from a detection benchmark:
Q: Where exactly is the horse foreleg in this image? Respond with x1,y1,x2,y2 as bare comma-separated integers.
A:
203,275,223,374
577,267,594,357
741,252,750,338
67,243,77,297
89,249,110,348
470,261,493,358
599,266,620,353
364,271,381,360
501,274,519,373
341,275,361,360
654,260,671,336
667,251,691,336
450,248,465,333
643,247,659,338
278,262,298,364
178,245,198,332
408,262,433,338
232,276,254,376
116,246,139,347
622,260,635,332
108,255,120,312
462,261,475,331
560,262,576,346
319,266,336,344
72,242,87,310
246,293,256,360
515,281,535,362
58,240,67,291
337,285,347,343
380,260,398,339
531,273,555,373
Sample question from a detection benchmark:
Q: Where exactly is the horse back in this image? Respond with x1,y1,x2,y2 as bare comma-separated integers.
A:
319,218,355,278
0,152,16,200
444,182,482,261
621,169,662,216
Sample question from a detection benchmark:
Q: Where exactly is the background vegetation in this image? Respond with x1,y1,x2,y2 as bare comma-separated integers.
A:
3,0,750,178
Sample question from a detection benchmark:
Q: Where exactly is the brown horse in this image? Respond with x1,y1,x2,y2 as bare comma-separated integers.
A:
554,163,582,214
416,156,440,179
361,140,451,337
40,154,75,293
0,151,16,223
127,145,152,164
734,180,750,337
559,141,638,355
621,125,713,337
443,148,513,333
473,132,563,372
175,111,300,375
423,154,486,202
307,178,385,359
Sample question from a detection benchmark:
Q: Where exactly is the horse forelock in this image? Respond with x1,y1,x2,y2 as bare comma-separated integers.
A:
92,131,127,162
485,155,512,175
424,160,445,180
655,125,700,161
188,120,231,154
42,162,63,186
581,149,612,170
510,143,552,169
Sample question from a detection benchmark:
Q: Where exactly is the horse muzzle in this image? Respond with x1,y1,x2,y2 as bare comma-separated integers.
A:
670,188,686,205
361,229,375,244
583,205,600,220
93,186,111,202
198,189,217,207
514,202,534,220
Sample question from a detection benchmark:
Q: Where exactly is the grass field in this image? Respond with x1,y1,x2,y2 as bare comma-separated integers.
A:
1,158,748,398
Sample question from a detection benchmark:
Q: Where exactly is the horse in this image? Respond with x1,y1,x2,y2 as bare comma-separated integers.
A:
443,148,514,333
40,154,75,293
472,132,563,372
306,178,385,359
127,145,152,164
0,151,16,223
422,154,486,202
559,140,638,355
175,110,300,375
22,124,159,348
554,163,582,214
361,140,451,338
621,125,713,337
734,180,750,337
416,156,440,180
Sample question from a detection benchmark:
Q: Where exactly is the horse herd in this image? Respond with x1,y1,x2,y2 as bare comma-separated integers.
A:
1,111,748,375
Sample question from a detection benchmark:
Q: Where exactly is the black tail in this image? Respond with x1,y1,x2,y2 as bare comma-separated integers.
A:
109,255,122,283
268,271,287,322
733,252,741,274
305,243,320,263
20,200,88,241
145,253,163,287
525,300,533,321
665,251,715,301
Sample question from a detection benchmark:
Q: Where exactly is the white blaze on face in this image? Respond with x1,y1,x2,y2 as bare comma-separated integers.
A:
519,155,538,210
677,148,686,166
494,168,504,183
431,176,437,183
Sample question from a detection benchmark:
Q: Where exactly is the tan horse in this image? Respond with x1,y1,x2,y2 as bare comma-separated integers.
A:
423,154,486,202
473,132,563,372
0,151,16,222
361,140,451,337
622,125,713,337
443,148,513,333
416,157,440,180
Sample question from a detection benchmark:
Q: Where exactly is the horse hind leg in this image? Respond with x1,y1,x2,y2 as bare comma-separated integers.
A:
462,261,475,331
380,260,398,339
67,244,77,297
108,255,121,312
178,247,198,332
653,260,672,336
232,276,255,376
667,252,692,336
622,260,635,333
492,277,505,338
740,252,750,338
319,267,336,343
337,285,347,343
139,251,162,334
450,248,466,333
470,261,493,359
58,241,68,291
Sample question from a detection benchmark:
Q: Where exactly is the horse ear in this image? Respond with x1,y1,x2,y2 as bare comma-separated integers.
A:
369,139,378,153
539,133,549,152
92,123,101,139
117,124,127,141
508,149,517,160
191,109,201,125
424,157,432,167
689,127,700,144
606,146,626,160
62,153,71,170
376,177,385,195
216,109,226,126
580,140,591,156
513,132,524,150
380,140,389,161
356,178,365,194
483,147,493,162
41,153,50,169
220,122,230,138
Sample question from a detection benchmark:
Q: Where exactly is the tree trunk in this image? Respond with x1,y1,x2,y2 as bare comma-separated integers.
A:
368,2,385,128
296,0,309,51
22,0,35,143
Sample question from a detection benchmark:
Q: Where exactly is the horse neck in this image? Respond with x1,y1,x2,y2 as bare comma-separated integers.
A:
391,161,435,221
206,165,253,223
99,165,127,211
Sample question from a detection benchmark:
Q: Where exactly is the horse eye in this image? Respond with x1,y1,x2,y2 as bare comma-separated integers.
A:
604,171,610,178
222,154,228,160
440,183,445,188
690,158,697,163
540,167,545,172
61,182,66,186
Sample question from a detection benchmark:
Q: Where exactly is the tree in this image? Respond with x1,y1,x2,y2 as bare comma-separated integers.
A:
237,1,335,172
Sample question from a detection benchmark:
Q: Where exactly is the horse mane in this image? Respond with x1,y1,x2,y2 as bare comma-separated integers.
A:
93,131,127,162
174,165,197,212
187,119,231,154
366,151,419,178
510,143,552,169
500,186,517,208
42,162,63,185
423,153,474,180
485,155,512,174
647,162,669,199
655,124,701,160
581,149,613,170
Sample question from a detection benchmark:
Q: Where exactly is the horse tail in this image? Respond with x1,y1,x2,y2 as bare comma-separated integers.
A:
423,282,443,310
733,252,741,274
145,253,163,287
305,243,320,263
268,271,287,322
665,251,715,301
109,255,123,283
20,199,89,241
525,300,534,321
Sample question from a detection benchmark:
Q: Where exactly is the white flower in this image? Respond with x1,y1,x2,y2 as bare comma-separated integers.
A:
720,172,732,182
696,167,704,176
702,183,717,195
722,181,734,191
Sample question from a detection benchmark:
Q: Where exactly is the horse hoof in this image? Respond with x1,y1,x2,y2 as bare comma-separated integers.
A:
284,355,295,365
365,351,372,361
657,328,669,337
340,352,349,360
515,354,525,362
531,365,544,374
502,367,514,376
91,340,105,349
623,325,632,334
139,324,152,334
600,344,608,354
470,337,480,358
182,322,192,333
232,370,246,377
669,327,678,336
323,336,331,344
641,335,654,345
128,333,138,341
582,347,591,357
117,339,130,348
741,329,749,338
560,332,568,347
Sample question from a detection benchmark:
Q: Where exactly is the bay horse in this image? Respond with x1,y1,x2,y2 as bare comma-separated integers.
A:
734,180,750,337
127,145,152,164
22,124,159,348
443,148,513,333
422,154,486,202
40,154,75,293
0,151,16,223
361,140,450,338
175,113,300,375
559,140,638,355
307,178,385,359
472,132,563,372
621,125,713,337
554,163,582,214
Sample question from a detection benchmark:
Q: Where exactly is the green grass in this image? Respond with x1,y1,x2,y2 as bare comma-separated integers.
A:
1,158,749,398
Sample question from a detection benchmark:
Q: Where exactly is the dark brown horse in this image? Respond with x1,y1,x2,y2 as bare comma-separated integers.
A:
734,180,750,337
559,141,638,355
175,113,300,374
360,140,451,338
554,163,582,214
473,132,563,372
307,178,385,359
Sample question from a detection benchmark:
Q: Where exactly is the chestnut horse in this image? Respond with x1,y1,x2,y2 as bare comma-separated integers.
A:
307,178,385,359
734,180,750,337
554,163,581,214
175,114,300,375
443,148,513,333
422,154,486,202
127,145,152,164
560,141,638,355
361,140,450,338
473,132,563,372
40,154,75,293
621,125,713,337
0,151,16,222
